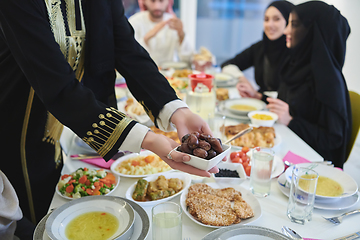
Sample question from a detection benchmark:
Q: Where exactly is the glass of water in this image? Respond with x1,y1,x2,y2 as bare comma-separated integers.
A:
152,202,182,240
287,167,318,224
249,147,274,197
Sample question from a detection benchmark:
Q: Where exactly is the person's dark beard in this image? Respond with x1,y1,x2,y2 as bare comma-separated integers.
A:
149,9,164,20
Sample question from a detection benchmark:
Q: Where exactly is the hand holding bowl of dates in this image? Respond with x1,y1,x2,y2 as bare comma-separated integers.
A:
174,132,231,171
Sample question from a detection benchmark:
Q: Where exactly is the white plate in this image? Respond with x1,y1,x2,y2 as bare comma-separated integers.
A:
55,169,120,200
33,197,150,240
73,136,97,153
202,225,292,240
117,100,152,126
277,173,360,210
215,73,238,87
285,163,358,201
45,196,135,240
160,61,189,70
110,150,173,178
224,98,266,116
180,182,262,228
125,171,191,207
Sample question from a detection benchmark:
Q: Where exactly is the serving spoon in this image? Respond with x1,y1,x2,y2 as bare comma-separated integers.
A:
224,126,253,145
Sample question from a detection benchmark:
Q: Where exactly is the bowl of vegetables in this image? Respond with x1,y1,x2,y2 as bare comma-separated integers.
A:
56,168,120,200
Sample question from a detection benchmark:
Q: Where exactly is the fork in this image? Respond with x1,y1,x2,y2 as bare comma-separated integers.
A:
322,209,360,224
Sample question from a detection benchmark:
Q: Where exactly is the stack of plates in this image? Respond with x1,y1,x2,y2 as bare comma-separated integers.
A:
278,163,359,210
214,73,237,87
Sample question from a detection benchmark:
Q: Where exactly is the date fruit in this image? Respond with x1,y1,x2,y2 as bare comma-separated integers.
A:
177,132,223,160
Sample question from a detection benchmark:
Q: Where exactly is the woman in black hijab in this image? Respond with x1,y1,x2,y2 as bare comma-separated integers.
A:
267,1,352,168
221,0,294,101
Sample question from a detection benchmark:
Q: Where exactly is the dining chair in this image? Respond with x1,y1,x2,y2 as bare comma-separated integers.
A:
345,90,360,161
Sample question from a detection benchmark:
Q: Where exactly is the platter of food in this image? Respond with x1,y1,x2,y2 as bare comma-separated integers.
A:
277,173,360,210
222,123,281,149
117,98,151,125
46,196,135,240
125,171,191,207
284,163,358,201
180,183,261,228
110,150,173,178
228,146,285,179
150,126,180,144
55,168,119,200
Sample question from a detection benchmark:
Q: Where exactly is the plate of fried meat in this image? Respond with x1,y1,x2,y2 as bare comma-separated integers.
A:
180,183,261,228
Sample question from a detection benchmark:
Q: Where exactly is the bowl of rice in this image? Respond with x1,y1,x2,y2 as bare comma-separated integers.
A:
110,150,173,178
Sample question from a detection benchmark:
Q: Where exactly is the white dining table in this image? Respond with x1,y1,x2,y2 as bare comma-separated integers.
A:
43,118,360,240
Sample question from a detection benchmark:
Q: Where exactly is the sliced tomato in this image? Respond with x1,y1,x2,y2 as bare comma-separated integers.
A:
61,174,71,180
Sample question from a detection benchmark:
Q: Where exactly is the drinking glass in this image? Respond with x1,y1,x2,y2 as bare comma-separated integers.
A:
249,147,274,197
287,167,319,225
152,202,182,240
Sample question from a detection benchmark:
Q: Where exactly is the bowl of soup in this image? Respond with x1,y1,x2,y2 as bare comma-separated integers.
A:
224,98,266,116
285,163,358,202
248,110,278,127
46,196,135,240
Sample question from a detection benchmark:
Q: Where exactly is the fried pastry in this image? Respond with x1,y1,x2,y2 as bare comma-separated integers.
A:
185,183,254,226
233,195,254,219
222,123,275,148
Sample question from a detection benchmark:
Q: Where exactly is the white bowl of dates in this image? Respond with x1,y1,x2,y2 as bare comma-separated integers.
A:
175,132,231,171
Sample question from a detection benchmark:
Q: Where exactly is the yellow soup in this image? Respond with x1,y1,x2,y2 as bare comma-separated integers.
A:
299,174,344,197
66,211,119,240
252,113,273,121
230,104,257,111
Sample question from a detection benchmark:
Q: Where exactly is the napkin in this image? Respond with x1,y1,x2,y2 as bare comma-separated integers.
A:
80,158,114,169
283,151,311,165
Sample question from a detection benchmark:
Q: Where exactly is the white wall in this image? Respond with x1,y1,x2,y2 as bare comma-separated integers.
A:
290,0,360,95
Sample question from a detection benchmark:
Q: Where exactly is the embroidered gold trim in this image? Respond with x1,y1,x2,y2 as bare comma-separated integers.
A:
82,107,134,157
139,100,155,122
20,88,37,224
43,0,86,156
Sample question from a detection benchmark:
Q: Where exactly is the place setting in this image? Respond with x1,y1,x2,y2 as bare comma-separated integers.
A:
33,195,150,240
277,162,359,211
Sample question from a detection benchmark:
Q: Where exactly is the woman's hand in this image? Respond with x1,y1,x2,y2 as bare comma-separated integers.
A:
266,98,293,125
170,108,213,141
170,108,227,165
236,77,261,99
141,131,218,177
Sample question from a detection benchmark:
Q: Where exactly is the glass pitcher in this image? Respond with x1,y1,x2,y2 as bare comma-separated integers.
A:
186,73,216,122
